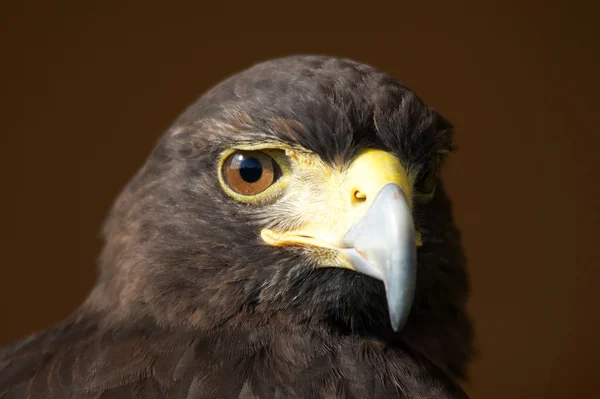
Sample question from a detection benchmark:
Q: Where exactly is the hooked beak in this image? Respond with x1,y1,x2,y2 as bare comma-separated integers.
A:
261,149,419,331
341,183,417,331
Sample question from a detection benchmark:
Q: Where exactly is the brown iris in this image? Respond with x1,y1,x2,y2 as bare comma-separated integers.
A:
222,151,279,195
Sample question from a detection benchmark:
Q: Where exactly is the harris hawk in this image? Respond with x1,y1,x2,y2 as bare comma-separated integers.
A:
0,56,473,398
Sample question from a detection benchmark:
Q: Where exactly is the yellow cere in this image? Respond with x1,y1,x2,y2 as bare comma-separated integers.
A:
217,143,423,254
263,148,421,249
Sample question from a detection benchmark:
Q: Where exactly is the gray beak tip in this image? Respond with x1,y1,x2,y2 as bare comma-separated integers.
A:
391,319,401,332
342,183,418,332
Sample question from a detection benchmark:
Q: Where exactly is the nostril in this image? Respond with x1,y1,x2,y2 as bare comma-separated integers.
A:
352,189,367,203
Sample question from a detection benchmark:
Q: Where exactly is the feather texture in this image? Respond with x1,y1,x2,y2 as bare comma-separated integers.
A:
0,317,467,398
2,55,473,398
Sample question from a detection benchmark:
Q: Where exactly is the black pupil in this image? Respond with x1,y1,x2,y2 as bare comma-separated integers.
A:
239,156,263,183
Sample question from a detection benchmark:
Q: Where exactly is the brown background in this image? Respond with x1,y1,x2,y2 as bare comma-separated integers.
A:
2,1,599,398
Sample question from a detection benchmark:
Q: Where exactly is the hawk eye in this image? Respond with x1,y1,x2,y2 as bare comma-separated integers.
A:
222,151,280,196
414,153,444,200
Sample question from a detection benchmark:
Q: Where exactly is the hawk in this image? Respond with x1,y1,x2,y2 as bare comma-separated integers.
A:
1,55,473,398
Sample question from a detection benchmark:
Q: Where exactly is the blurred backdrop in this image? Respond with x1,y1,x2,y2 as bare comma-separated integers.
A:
3,1,599,398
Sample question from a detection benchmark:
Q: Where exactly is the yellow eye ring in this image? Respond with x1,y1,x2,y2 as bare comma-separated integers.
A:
217,145,291,203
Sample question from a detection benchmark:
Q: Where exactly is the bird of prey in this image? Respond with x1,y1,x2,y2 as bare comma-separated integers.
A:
1,55,473,398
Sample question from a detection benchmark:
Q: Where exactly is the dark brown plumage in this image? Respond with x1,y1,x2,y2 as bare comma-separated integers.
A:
0,55,473,398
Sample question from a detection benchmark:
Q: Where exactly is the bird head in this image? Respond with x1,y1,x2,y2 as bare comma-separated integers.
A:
86,56,471,375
